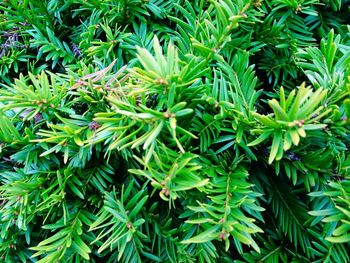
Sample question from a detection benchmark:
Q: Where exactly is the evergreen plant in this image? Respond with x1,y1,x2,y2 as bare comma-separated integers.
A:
0,0,350,262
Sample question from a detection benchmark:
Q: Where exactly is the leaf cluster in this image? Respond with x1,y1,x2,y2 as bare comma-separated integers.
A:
0,0,350,262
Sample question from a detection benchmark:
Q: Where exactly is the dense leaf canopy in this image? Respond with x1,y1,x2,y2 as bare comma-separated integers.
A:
0,0,350,262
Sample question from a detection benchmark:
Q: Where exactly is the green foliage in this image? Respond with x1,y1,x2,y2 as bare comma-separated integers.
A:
249,83,329,164
0,0,350,262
